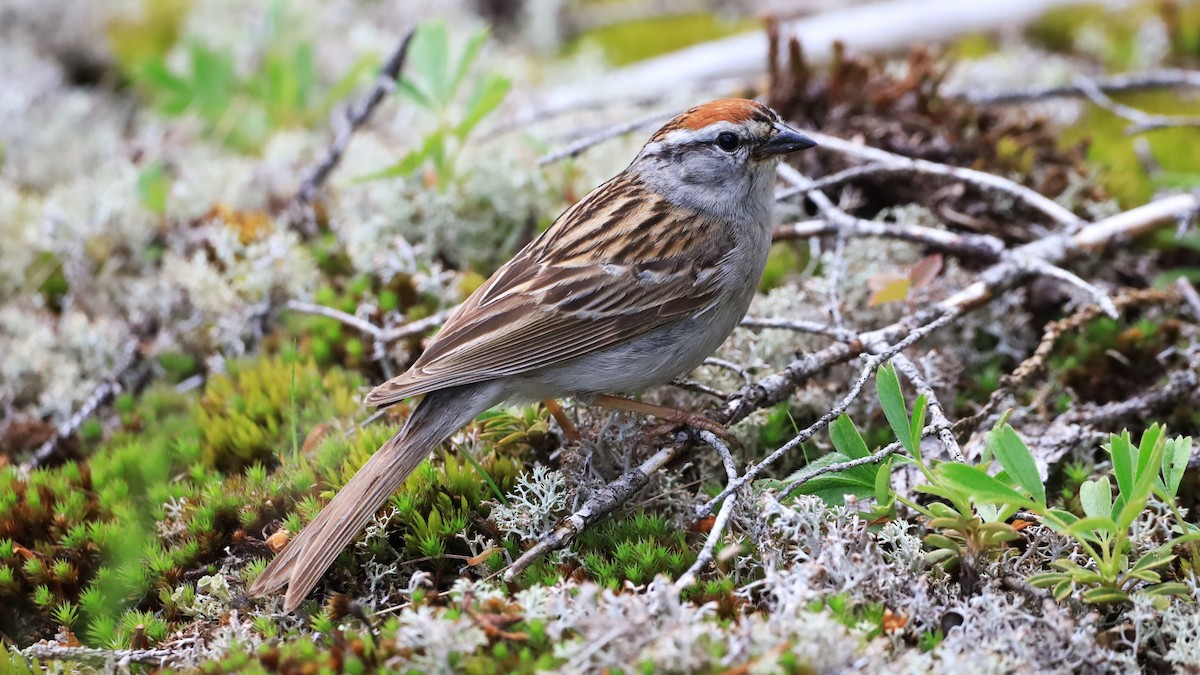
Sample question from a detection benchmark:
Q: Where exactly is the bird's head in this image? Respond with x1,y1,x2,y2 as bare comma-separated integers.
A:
631,99,816,221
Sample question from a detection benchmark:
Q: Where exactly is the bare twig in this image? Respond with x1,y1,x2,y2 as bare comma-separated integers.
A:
287,300,383,339
1063,368,1200,427
890,354,963,461
25,339,141,470
537,110,674,166
22,643,178,668
1177,277,1200,319
739,317,858,342
1074,74,1200,134
675,430,740,590
953,69,1200,105
295,30,416,207
782,438,906,499
804,131,1084,228
1020,256,1119,319
505,445,679,580
771,216,1007,260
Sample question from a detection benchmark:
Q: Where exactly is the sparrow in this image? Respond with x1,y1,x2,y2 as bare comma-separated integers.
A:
250,98,816,611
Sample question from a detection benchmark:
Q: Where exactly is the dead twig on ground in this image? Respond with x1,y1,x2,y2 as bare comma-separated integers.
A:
1074,74,1200,134
953,68,1200,105
675,430,740,590
805,131,1084,228
22,643,179,669
24,339,142,471
292,30,415,229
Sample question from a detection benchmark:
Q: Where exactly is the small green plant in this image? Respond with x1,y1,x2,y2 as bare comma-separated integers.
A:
130,2,370,151
938,424,1198,604
364,21,511,188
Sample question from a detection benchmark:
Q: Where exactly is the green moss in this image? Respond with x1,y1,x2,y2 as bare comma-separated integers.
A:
198,356,361,471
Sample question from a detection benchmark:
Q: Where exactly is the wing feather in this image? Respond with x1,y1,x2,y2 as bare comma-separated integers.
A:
365,173,730,407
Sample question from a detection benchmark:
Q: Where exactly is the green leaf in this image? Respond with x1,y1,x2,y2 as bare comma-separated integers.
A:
1108,431,1136,500
1079,479,1113,520
1082,587,1130,604
876,365,914,455
396,78,433,109
1064,516,1118,539
456,72,510,138
987,425,1045,506
936,463,1037,509
1140,582,1190,597
874,458,893,505
910,393,927,455
1116,432,1168,532
450,28,489,101
785,452,877,505
830,415,870,460
357,132,443,181
1136,424,1165,482
409,22,451,105
1158,435,1192,500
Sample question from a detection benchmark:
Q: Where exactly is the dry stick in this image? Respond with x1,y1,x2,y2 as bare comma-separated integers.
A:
1177,277,1200,319
952,68,1200,105
1063,367,1200,428
804,131,1084,228
1073,74,1200,134
503,192,1199,578
782,438,907,499
25,339,141,470
771,216,1007,261
890,353,963,461
1019,256,1119,318
778,165,850,328
22,644,178,668
537,110,675,166
294,30,416,207
675,430,740,590
739,317,858,342
774,162,891,200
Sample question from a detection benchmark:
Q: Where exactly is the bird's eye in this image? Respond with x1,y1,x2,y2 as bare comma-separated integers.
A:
716,132,740,152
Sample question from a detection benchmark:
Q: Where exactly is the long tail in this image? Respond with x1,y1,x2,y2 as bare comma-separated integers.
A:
249,383,502,612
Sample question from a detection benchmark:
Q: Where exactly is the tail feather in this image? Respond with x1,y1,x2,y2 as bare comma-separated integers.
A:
249,383,502,612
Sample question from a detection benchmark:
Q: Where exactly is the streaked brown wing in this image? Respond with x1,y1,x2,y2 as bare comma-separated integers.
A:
365,173,730,407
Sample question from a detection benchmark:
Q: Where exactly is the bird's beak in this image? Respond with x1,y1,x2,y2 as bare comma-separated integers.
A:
760,124,817,156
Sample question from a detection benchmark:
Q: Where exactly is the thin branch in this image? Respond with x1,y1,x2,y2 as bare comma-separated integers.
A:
804,131,1084,228
1074,74,1200,134
771,215,1007,261
782,438,906,499
1177,277,1200,319
287,300,382,338
739,317,858,342
675,430,740,590
774,162,892,200
22,644,179,668
1020,256,1119,319
890,354,963,461
504,444,679,581
952,69,1200,105
25,339,141,470
537,110,673,166
295,30,416,206
701,357,753,386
